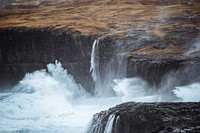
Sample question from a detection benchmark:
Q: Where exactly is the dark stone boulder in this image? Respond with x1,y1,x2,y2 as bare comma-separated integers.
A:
87,102,200,133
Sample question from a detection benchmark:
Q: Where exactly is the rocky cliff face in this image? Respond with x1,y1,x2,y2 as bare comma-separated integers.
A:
127,28,200,86
97,28,200,87
87,102,200,133
0,28,94,91
0,0,200,91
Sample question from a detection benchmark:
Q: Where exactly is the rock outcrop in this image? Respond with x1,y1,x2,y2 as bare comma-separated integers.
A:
87,102,200,133
0,28,94,91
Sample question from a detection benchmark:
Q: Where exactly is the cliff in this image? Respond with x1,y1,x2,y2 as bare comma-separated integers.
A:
0,28,94,90
0,0,200,89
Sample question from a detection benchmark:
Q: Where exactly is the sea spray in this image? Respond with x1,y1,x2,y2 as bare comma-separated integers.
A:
113,78,149,101
0,61,91,132
0,61,200,132
174,83,200,102
47,60,87,99
113,78,164,102
90,37,127,97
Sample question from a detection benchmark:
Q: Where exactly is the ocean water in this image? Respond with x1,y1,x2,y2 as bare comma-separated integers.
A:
0,61,199,133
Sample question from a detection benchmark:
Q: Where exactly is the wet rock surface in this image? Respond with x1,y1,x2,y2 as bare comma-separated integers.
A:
88,102,200,133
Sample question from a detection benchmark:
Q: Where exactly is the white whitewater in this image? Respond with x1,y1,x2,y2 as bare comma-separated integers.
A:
0,61,89,132
0,61,200,132
90,39,99,82
0,61,122,133
90,38,127,97
104,114,115,133
113,78,158,102
90,38,104,96
174,83,200,102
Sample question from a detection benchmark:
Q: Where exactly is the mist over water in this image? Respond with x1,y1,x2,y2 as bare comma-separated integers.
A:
0,40,200,132
90,38,127,97
0,61,90,132
0,61,123,132
174,83,200,102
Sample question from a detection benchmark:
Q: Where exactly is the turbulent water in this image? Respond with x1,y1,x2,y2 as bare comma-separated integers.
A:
0,61,123,132
0,61,200,132
0,39,200,132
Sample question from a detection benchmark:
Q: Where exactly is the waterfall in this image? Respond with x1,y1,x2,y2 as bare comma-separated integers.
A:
90,39,100,82
104,114,115,133
90,38,127,97
90,38,102,96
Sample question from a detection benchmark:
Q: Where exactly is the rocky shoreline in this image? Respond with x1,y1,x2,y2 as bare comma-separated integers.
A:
87,102,200,133
0,1,200,132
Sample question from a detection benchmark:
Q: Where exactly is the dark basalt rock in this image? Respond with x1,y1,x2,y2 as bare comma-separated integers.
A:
0,28,94,91
126,28,200,87
96,28,200,89
127,55,200,87
96,30,165,84
87,102,200,133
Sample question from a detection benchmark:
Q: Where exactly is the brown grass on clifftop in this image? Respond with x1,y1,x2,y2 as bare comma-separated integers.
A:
0,0,200,36
128,45,186,57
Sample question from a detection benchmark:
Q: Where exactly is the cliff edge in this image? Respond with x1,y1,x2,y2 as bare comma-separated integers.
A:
0,0,200,89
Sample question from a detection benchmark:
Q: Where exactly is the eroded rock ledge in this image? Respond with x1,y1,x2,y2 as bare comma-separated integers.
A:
87,102,200,133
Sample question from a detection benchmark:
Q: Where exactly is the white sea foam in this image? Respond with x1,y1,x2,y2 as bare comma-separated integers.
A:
174,83,200,102
113,78,161,102
0,61,199,133
0,61,121,132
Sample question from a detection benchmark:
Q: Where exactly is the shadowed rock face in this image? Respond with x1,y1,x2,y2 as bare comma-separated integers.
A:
87,102,200,133
127,28,200,86
0,28,94,91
